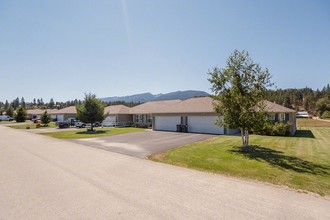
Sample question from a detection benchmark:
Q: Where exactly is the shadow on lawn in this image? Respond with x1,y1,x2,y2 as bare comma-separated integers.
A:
77,130,107,135
229,145,328,176
294,130,315,138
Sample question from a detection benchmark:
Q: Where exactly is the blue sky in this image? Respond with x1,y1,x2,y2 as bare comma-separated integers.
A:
0,0,329,102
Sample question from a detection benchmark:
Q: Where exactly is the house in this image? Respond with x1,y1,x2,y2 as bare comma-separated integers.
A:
55,106,77,121
151,97,239,135
130,100,181,127
27,109,58,120
103,105,132,126
264,101,297,135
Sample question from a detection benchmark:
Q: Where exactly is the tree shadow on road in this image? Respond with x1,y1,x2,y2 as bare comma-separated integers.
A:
229,145,329,176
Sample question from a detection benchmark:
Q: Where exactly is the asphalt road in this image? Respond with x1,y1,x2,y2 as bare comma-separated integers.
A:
71,131,215,158
0,125,329,219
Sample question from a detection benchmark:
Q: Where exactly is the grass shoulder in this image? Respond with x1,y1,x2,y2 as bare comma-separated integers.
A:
41,127,145,139
149,127,330,196
8,122,57,129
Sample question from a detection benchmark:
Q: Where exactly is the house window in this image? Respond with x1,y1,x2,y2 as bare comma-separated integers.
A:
279,113,285,122
268,114,275,121
146,115,152,123
136,115,143,123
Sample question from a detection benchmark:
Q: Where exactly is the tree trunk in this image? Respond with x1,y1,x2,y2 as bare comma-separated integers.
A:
90,123,94,132
241,128,249,148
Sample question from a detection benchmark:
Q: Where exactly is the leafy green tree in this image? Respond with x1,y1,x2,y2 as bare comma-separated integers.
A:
40,110,51,126
316,97,330,116
4,100,9,110
6,105,14,117
76,93,108,132
14,106,27,122
208,50,272,148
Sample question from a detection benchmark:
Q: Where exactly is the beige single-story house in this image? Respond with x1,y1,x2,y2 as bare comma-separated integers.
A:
26,97,296,135
103,105,132,126
151,97,239,135
130,100,181,127
264,101,297,135
27,106,77,121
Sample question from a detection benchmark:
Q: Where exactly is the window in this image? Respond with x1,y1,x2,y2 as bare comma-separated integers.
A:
268,114,276,121
136,115,143,123
279,113,285,122
146,115,152,123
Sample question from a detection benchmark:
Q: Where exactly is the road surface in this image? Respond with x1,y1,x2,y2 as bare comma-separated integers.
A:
0,125,329,219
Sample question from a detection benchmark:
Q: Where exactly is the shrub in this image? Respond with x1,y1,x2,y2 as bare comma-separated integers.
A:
254,121,291,136
321,110,330,119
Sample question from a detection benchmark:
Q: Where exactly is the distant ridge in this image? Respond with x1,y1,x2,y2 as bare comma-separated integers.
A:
100,90,209,103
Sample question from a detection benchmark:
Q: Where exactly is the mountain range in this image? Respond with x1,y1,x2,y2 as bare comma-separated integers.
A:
100,90,209,103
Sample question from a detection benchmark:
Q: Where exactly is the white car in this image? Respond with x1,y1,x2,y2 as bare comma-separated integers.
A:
75,121,101,128
0,115,14,121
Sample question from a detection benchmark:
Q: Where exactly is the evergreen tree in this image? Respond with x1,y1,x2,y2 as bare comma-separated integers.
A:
14,106,27,122
76,93,108,132
21,97,26,108
40,110,51,126
6,105,14,117
49,98,55,109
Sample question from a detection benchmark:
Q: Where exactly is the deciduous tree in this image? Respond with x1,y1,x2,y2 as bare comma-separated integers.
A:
208,50,272,148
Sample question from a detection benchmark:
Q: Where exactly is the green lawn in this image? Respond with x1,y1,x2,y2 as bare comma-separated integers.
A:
150,126,330,196
297,118,330,127
8,122,57,129
41,127,145,139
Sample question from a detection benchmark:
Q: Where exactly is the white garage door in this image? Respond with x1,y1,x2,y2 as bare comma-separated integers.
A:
57,115,64,122
102,116,117,126
154,116,181,131
188,116,224,134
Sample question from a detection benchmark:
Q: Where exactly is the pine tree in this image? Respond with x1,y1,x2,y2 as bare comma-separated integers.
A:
14,106,27,122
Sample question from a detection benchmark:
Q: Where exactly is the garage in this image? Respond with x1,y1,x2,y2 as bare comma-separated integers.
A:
102,116,117,126
57,115,64,122
188,116,224,134
154,116,181,131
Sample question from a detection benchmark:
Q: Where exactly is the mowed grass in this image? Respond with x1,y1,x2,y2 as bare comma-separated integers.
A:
150,126,330,196
41,127,145,139
297,118,330,127
8,122,57,129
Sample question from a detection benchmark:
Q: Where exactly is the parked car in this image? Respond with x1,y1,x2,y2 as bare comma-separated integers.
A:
75,121,101,128
56,118,77,128
0,115,14,121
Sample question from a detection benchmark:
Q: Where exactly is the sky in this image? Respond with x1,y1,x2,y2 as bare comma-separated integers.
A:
0,0,329,103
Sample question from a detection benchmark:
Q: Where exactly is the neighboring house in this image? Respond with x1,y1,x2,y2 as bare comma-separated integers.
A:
151,97,239,135
130,100,181,127
55,106,77,121
27,109,58,120
103,105,132,126
264,101,297,135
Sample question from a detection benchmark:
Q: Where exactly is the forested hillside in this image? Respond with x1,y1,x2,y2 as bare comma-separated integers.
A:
266,84,330,118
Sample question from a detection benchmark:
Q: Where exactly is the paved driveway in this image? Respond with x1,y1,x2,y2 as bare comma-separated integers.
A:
71,131,215,158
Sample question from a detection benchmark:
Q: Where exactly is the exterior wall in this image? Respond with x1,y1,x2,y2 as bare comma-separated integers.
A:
133,114,152,127
118,114,133,124
224,128,240,135
289,113,297,135
63,114,77,121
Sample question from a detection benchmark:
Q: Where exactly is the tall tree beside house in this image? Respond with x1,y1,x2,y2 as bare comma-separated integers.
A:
76,93,108,132
21,97,26,108
208,50,273,148
6,105,14,117
14,106,27,122
4,100,9,111
40,110,51,126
